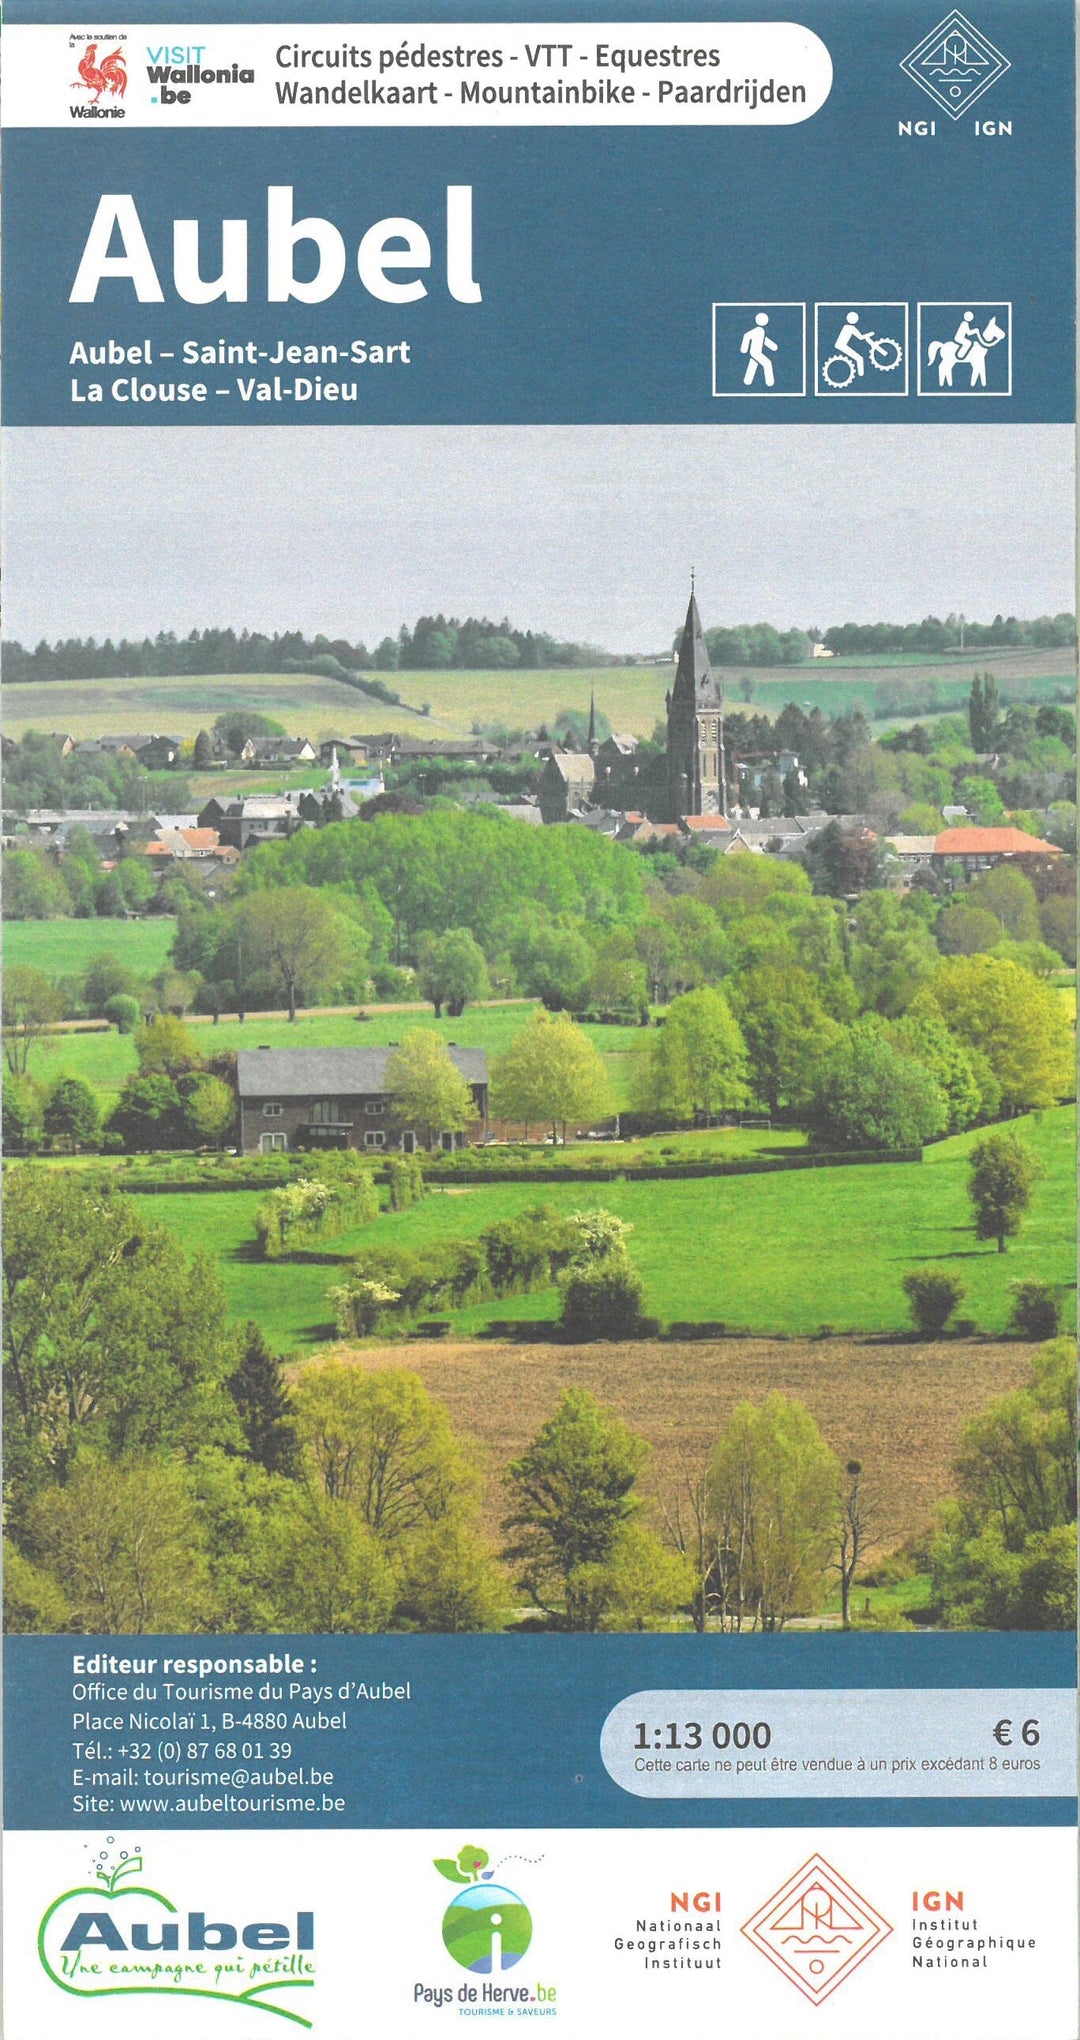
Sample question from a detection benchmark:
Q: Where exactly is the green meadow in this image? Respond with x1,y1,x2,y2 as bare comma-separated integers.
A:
5,643,1071,744
124,1107,1076,1353
3,916,176,981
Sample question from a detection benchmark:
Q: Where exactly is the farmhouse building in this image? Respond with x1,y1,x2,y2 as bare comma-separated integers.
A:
236,1045,489,1155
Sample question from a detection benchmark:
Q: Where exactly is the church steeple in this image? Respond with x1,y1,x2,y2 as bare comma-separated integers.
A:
587,685,599,758
665,581,726,819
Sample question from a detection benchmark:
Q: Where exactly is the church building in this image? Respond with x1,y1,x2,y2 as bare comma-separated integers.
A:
665,585,727,819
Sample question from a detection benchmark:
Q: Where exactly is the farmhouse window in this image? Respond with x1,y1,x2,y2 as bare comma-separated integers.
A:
262,1102,284,1118
364,1130,387,1148
260,1132,287,1153
310,1099,341,1124
363,1102,385,1116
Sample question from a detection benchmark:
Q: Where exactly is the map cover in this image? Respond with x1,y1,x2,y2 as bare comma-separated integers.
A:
1,0,1077,2033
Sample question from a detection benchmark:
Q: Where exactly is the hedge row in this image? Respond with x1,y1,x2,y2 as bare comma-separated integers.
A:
255,1167,380,1258
419,1147,924,1184
331,1205,581,1338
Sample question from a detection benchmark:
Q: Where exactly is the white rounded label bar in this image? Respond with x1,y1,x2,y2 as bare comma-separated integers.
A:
3,22,833,127
601,1688,1078,1796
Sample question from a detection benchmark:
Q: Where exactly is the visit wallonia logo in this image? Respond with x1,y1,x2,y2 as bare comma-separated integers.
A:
37,1839,315,2024
435,1844,535,1973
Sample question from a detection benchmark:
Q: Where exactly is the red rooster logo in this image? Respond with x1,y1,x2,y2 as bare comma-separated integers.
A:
74,44,127,103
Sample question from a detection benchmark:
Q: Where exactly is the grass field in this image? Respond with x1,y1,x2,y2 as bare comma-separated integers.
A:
3,916,176,980
125,1106,1075,1350
16,996,651,1106
309,1333,1041,1555
5,644,1072,743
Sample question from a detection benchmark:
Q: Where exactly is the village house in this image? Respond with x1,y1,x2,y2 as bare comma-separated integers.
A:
236,1045,489,1155
240,736,317,767
931,825,1064,881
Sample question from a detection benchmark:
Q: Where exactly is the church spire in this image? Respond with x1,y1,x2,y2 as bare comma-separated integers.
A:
587,685,599,757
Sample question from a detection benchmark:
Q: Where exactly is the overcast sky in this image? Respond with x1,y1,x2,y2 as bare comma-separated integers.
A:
4,423,1073,650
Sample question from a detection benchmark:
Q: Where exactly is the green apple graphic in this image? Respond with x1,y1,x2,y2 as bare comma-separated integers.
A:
38,1847,314,2026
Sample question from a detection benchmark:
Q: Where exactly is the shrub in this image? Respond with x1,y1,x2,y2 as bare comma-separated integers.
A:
1008,1281,1062,1341
560,1261,646,1341
103,993,140,1034
255,1165,379,1257
902,1269,966,1338
386,1154,425,1211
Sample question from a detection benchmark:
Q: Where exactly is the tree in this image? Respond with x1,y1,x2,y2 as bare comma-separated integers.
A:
835,1459,874,1631
397,1517,508,1632
580,1522,696,1632
3,1171,240,1493
491,1010,612,1140
967,866,1041,942
193,727,214,768
43,1076,101,1154
179,1072,236,1147
1039,892,1076,966
516,926,594,1013
135,1013,203,1075
957,774,1005,826
293,1363,474,1537
236,886,361,1022
103,993,141,1034
3,1072,44,1154
635,987,748,1121
931,1343,1076,1630
385,1028,479,1148
935,903,1003,956
968,672,1001,751
847,891,938,1014
1,848,71,920
967,1129,1041,1252
707,1396,840,1631
107,1072,187,1151
902,1269,966,1337
1008,1281,1062,1341
416,927,490,1018
888,1011,986,1132
25,1457,210,1633
227,1322,300,1475
265,1487,397,1633
809,1031,947,1151
2,966,63,1075
800,822,884,898
726,965,843,1113
559,1261,646,1341
503,1387,649,1628
919,954,1073,1110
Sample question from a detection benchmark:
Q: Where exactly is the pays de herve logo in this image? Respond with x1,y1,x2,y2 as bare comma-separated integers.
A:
436,1844,534,1973
742,1853,892,2005
70,37,127,119
900,11,1010,120
418,1843,556,2013
38,1840,315,2025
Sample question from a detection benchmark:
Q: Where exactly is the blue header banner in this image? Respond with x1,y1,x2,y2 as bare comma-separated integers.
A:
3,1,1074,425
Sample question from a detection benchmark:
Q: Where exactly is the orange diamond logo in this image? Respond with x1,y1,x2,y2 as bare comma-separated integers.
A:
742,1853,892,2005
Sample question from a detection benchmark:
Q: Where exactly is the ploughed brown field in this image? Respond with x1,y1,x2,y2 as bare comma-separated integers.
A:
301,1337,1038,1553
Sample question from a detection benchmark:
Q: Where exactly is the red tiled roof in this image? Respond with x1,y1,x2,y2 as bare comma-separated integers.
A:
934,827,1062,856
178,827,220,851
680,813,733,831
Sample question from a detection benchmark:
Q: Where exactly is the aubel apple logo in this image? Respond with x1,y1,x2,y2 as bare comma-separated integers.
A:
38,1839,316,2024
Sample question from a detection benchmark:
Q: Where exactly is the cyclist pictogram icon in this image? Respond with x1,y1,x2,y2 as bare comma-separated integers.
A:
815,303,909,397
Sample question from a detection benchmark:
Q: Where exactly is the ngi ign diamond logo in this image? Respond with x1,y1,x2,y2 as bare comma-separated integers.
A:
900,11,1009,120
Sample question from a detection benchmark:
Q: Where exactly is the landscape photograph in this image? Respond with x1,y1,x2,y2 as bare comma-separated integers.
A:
2,421,1076,1640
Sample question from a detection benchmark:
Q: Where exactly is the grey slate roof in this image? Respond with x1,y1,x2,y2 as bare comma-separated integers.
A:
237,1044,488,1098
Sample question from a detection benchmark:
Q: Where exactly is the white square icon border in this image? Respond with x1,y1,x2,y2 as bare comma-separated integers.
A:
813,302,910,397
711,301,807,398
917,301,1013,396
